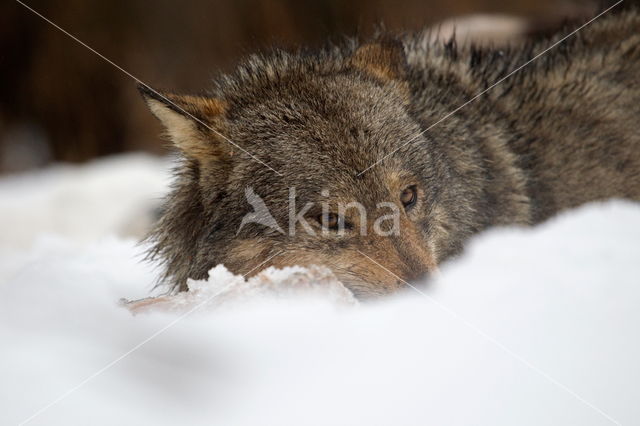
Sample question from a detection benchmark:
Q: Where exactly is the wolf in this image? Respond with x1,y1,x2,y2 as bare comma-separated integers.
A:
139,9,640,298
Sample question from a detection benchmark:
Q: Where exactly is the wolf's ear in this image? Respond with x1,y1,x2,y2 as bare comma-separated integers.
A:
138,84,230,163
350,40,407,81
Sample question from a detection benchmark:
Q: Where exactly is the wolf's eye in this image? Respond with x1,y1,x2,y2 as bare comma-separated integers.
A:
400,185,417,210
318,213,341,230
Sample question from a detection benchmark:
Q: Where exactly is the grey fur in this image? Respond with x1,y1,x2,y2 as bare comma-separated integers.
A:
140,9,640,297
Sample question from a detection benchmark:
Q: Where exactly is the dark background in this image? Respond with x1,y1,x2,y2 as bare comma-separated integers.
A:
0,0,606,173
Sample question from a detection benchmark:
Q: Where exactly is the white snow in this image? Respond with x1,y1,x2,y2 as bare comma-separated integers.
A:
125,264,357,314
0,154,171,248
1,154,638,426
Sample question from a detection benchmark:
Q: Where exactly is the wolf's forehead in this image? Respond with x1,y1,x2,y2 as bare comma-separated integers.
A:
234,72,399,125
245,159,394,203
227,74,416,178
232,109,382,165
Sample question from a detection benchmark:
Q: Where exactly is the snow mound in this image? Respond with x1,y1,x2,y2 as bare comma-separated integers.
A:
2,155,639,426
0,154,169,248
126,264,357,314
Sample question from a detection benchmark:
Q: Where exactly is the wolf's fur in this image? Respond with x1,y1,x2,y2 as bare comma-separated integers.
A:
140,10,640,298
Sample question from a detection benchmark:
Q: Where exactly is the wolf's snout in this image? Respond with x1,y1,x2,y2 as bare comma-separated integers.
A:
392,220,437,285
401,266,429,284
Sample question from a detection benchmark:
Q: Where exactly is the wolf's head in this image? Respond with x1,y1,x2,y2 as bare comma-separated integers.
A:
140,40,523,298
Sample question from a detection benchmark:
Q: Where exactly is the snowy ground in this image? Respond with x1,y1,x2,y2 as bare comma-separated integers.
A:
1,154,638,426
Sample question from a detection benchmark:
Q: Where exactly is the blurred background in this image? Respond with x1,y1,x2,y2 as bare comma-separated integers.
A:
0,0,612,174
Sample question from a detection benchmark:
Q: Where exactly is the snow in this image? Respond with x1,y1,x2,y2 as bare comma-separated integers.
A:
125,264,357,314
1,154,638,426
0,154,171,248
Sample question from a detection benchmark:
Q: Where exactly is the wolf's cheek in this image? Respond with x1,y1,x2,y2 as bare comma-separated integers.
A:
221,216,438,298
265,240,436,298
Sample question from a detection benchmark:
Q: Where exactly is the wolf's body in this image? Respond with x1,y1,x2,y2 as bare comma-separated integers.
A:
141,9,640,298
